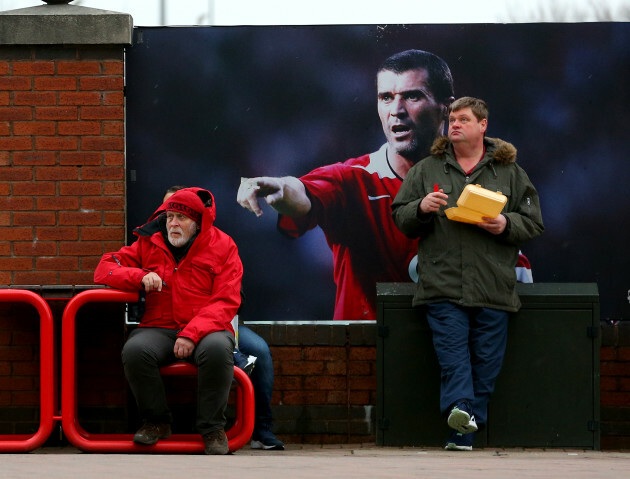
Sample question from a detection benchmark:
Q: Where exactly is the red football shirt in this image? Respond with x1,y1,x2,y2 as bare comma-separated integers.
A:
278,145,419,321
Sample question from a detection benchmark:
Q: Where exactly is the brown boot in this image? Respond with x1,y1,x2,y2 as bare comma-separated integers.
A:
203,428,229,455
133,422,172,445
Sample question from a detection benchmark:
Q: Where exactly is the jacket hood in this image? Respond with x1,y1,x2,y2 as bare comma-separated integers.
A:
430,136,517,165
134,187,217,238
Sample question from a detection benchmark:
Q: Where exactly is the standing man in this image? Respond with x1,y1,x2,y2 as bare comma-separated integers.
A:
94,187,243,455
391,97,544,450
238,49,455,321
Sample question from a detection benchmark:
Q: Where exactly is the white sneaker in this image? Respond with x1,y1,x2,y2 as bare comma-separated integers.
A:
250,430,285,450
445,431,474,451
447,403,478,434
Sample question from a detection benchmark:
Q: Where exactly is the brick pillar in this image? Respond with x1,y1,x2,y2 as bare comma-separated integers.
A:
0,1,132,286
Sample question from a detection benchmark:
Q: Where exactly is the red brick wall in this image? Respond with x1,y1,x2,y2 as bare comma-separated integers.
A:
0,299,65,435
273,346,377,405
0,301,629,447
271,344,377,444
600,333,630,450
0,304,38,414
0,46,126,287
601,346,630,408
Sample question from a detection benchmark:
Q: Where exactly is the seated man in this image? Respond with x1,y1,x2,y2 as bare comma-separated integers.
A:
164,185,284,450
94,187,243,455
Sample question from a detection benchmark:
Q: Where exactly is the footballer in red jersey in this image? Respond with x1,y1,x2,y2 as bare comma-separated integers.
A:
238,50,533,322
278,145,418,321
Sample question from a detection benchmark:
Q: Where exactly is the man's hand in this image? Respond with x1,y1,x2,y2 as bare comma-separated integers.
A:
237,176,311,218
237,177,284,217
174,337,195,359
419,191,448,214
478,214,507,235
141,272,163,292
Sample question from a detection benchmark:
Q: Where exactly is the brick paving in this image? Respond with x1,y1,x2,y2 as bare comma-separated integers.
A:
1,444,628,479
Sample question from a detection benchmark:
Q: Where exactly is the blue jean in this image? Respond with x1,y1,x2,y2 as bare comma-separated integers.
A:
121,327,234,436
238,325,275,434
426,302,509,426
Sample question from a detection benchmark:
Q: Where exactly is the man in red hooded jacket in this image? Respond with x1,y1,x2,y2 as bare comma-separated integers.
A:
94,187,243,455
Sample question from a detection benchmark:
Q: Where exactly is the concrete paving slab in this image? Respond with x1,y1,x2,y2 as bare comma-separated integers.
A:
1,444,628,479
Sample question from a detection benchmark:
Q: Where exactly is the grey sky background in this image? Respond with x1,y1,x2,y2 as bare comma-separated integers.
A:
2,0,629,25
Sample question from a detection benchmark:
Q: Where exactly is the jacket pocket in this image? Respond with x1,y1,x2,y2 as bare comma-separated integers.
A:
436,184,456,216
196,262,218,292
416,248,454,298
426,184,452,195
485,183,511,197
182,259,221,294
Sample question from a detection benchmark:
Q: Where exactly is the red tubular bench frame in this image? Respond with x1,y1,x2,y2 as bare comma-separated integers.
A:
0,289,56,452
61,288,255,453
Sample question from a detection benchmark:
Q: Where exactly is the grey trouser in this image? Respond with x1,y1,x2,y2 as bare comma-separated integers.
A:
121,327,235,436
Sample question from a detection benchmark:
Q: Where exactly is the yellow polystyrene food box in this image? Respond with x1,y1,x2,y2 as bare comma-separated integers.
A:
445,184,507,224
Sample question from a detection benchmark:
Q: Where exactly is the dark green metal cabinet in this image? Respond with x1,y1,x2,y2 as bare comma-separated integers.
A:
376,282,600,449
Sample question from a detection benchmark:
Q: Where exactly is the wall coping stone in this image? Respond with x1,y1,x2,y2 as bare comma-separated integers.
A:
244,321,377,346
0,2,132,45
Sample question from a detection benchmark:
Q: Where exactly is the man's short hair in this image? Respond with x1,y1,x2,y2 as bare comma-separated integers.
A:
164,185,188,198
378,49,454,103
449,96,489,121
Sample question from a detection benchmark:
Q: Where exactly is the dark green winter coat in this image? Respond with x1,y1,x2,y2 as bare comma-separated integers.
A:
391,136,544,312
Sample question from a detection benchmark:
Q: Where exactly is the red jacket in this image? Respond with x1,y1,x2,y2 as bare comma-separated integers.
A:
94,188,242,344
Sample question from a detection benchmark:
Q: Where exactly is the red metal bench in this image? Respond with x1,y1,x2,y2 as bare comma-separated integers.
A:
0,289,56,452
61,288,254,453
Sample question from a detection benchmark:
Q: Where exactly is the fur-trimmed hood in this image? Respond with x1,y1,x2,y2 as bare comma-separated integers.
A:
430,136,517,165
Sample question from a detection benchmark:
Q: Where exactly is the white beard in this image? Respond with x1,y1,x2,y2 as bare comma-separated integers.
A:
167,221,197,247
